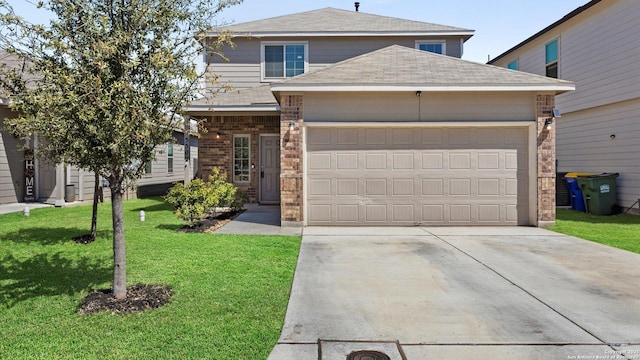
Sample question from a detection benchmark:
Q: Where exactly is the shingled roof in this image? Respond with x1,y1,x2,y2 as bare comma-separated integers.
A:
186,85,279,112
271,45,575,93
216,8,474,39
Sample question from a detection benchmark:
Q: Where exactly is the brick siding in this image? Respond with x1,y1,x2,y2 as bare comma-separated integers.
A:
199,115,280,202
536,94,556,226
280,95,304,225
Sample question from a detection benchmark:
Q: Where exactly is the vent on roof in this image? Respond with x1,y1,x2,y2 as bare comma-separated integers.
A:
355,2,360,11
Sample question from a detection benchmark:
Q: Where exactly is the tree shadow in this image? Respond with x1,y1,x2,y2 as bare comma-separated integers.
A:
156,224,184,231
0,252,111,309
132,202,173,213
0,227,110,246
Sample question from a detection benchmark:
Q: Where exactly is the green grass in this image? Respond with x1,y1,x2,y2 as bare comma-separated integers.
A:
549,209,640,254
0,198,301,359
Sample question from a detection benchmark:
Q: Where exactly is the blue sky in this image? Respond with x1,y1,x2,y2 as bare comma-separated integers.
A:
6,0,589,63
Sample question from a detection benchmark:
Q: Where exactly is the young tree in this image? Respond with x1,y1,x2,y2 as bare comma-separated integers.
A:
0,0,239,299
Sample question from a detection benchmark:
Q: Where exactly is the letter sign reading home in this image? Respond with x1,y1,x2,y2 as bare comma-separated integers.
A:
24,149,35,201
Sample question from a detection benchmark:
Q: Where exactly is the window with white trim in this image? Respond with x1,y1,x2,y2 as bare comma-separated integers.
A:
416,41,446,55
144,161,152,175
233,135,250,183
167,143,174,174
545,39,559,78
507,59,518,70
261,42,308,80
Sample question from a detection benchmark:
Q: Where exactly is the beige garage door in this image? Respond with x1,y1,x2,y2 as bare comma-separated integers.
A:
306,127,530,226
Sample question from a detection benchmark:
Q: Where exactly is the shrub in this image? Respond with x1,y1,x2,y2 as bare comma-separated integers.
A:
165,168,246,227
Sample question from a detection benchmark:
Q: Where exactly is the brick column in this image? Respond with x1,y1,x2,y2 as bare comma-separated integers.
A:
280,94,304,227
536,94,556,227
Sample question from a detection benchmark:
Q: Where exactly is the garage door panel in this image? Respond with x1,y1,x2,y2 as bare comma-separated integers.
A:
478,152,500,169
309,204,332,223
309,153,332,170
365,129,386,145
478,204,501,222
309,178,332,196
392,179,415,196
421,129,443,145
478,178,500,196
306,127,530,226
450,204,472,222
449,129,470,145
422,179,444,196
337,204,359,223
422,153,444,169
449,153,471,169
392,129,414,145
337,128,358,145
365,204,388,222
365,153,387,170
337,179,358,196
365,179,388,196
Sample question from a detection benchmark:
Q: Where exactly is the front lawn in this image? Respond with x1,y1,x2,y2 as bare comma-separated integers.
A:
0,198,301,359
549,209,640,254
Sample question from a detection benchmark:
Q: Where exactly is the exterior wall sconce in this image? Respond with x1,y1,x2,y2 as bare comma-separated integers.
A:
216,132,221,139
289,121,295,131
415,91,422,97
544,118,553,130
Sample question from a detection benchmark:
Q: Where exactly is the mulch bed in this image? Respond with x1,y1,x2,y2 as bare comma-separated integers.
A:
179,209,245,233
78,284,172,315
72,234,96,244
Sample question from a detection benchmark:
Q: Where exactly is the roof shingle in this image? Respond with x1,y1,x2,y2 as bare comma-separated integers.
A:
272,45,575,93
217,8,473,37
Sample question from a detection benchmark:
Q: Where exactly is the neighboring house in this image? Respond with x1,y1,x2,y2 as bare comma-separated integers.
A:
488,0,639,212
187,6,574,227
0,51,197,206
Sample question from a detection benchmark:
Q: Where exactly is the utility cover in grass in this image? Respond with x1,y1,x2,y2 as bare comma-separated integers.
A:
79,284,172,315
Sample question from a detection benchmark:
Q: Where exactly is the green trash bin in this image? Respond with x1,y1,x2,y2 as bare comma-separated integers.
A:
576,173,619,215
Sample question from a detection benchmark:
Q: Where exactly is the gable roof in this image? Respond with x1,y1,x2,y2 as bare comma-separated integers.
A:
215,7,474,39
488,0,600,64
271,45,575,94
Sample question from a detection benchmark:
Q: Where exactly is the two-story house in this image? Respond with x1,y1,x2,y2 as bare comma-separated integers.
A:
1,51,198,206
187,6,575,227
489,0,639,213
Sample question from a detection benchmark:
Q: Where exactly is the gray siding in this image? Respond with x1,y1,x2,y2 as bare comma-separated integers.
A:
0,106,24,204
208,36,465,90
304,92,536,122
556,99,640,209
492,0,640,210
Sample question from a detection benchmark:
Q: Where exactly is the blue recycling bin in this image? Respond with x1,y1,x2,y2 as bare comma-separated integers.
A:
564,172,594,212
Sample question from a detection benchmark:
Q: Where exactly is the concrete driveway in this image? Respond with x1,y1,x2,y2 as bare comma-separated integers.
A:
269,227,640,360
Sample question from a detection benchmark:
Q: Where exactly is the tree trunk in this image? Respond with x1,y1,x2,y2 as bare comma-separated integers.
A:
89,172,99,240
111,183,126,300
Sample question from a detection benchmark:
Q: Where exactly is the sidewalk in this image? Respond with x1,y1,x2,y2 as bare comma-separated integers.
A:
215,203,302,236
0,202,53,215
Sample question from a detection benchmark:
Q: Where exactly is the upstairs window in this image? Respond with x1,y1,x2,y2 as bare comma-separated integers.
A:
416,41,446,55
262,42,308,80
507,59,518,70
545,39,559,78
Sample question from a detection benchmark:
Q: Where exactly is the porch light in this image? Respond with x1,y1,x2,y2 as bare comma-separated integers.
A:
216,132,221,139
544,118,553,131
289,121,295,131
